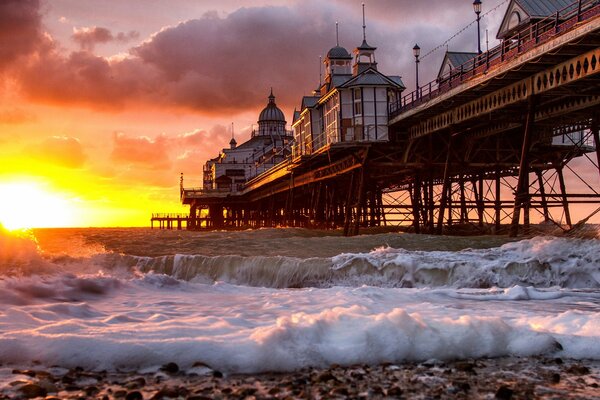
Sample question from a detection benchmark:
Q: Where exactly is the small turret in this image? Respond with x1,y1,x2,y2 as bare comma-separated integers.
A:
353,4,377,76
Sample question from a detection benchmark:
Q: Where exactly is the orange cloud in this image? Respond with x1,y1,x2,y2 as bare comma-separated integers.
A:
0,108,35,124
111,132,171,170
30,136,87,168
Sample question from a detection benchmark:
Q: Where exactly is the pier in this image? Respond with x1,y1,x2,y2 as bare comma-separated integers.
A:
166,0,600,236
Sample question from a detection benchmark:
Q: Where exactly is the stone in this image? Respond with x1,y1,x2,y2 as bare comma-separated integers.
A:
151,386,179,399
315,371,336,383
212,370,223,378
85,385,100,396
12,369,36,377
18,383,47,398
454,361,476,373
387,386,403,396
267,387,280,395
160,362,179,374
125,391,144,400
495,385,513,400
330,386,349,396
566,364,590,375
125,377,146,389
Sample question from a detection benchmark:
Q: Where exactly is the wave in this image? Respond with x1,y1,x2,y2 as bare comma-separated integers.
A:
2,228,600,289
125,237,598,289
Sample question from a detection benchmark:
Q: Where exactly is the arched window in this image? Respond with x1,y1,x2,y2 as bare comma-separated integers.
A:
508,11,521,30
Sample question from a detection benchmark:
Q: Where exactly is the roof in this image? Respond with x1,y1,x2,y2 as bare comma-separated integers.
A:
388,76,406,89
497,0,572,39
447,51,478,67
516,0,572,18
329,74,352,90
340,68,405,89
258,90,286,123
327,46,352,59
437,51,478,79
356,39,377,51
301,96,319,109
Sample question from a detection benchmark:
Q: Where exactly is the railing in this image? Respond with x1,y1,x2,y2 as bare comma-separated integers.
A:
151,213,189,219
389,0,600,118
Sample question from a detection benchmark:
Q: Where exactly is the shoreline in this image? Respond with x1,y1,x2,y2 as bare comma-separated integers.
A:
1,357,599,399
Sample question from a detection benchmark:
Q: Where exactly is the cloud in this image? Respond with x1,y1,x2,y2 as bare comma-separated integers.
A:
72,26,140,51
0,0,43,71
30,136,87,168
111,132,171,169
0,108,35,124
3,0,507,116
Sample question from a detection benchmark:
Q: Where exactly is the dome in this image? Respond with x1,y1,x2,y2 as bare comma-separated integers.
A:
327,45,352,59
258,90,286,123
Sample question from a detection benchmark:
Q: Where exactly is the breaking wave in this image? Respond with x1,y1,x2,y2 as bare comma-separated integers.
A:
3,227,599,289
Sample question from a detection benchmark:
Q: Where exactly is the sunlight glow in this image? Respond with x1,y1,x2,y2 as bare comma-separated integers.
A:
0,182,76,229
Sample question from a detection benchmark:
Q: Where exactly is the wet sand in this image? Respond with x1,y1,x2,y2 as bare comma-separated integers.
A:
1,357,599,399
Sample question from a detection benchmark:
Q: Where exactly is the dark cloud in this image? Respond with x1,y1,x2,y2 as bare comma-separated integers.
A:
130,5,335,112
2,0,506,115
0,0,43,71
72,26,140,51
30,136,87,168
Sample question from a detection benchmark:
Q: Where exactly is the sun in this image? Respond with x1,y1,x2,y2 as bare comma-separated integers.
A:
0,182,76,230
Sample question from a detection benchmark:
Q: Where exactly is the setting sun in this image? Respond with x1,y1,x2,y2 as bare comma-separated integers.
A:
0,182,76,230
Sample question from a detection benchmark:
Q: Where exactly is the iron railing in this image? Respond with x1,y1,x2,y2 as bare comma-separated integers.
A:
389,0,600,118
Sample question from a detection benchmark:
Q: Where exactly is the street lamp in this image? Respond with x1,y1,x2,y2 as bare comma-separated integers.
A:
413,44,420,98
473,0,482,54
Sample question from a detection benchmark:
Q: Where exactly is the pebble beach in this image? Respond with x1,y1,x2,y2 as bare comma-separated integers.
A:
2,357,599,399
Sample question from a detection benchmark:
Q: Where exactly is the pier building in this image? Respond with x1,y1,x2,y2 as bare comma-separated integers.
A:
202,91,293,193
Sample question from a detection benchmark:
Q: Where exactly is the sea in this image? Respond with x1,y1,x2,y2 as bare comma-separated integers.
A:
0,227,599,377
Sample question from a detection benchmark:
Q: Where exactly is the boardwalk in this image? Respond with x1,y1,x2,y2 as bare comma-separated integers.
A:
176,0,600,236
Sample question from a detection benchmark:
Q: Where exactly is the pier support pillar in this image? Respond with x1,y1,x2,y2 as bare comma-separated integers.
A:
536,170,550,222
557,166,572,228
436,131,453,234
592,115,600,180
510,96,536,237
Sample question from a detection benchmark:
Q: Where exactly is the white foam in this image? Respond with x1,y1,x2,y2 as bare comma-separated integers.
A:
0,276,598,373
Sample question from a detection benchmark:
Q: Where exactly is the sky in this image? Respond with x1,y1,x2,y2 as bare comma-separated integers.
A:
0,0,534,228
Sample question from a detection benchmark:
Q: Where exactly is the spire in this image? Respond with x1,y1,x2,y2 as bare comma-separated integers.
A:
229,122,236,149
319,55,322,86
335,21,339,46
353,3,377,75
268,87,275,104
362,3,366,42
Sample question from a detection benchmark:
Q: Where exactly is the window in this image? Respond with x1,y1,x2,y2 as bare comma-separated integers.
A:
353,88,362,115
508,11,521,30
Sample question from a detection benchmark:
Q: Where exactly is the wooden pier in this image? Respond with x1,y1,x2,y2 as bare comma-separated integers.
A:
150,213,190,230
167,0,600,236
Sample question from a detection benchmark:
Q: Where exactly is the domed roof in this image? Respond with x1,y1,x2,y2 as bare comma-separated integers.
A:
327,45,352,59
258,90,286,123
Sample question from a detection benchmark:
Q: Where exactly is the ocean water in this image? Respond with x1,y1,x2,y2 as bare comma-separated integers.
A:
0,227,599,375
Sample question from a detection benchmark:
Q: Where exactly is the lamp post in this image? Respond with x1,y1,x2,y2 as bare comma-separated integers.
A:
473,0,482,54
413,44,420,99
